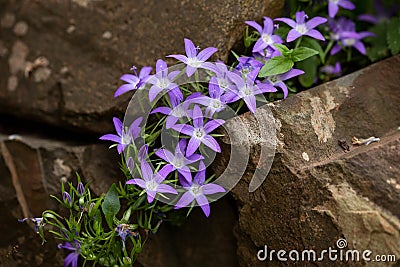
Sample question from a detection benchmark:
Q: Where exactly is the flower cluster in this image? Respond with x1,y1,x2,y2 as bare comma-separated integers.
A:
18,1,399,266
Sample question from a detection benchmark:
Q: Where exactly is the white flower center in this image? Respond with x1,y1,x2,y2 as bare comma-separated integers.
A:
172,157,184,168
171,106,185,117
194,128,205,139
121,129,132,145
211,99,223,109
242,85,253,96
330,0,339,4
261,33,273,45
146,180,158,191
190,184,203,197
218,77,229,89
295,24,308,35
343,38,356,46
187,58,202,68
156,77,169,89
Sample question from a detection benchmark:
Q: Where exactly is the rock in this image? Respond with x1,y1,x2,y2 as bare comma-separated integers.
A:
13,21,29,37
0,0,284,134
212,55,400,266
0,134,121,216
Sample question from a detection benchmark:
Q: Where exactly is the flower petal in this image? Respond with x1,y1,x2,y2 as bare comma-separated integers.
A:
201,135,221,153
126,178,146,189
305,17,327,29
166,54,188,63
202,183,226,195
157,184,178,195
186,137,201,157
195,194,211,217
184,38,197,58
140,160,153,181
114,84,135,97
245,20,262,33
99,134,120,143
172,124,195,136
305,29,325,41
204,119,225,133
287,29,302,42
175,191,195,208
275,17,296,28
197,47,218,62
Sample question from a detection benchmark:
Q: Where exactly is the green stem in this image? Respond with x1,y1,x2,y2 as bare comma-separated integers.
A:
294,37,303,49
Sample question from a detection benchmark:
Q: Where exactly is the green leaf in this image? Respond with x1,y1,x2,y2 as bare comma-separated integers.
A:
291,47,319,62
387,17,400,55
296,56,318,88
259,56,294,77
101,184,120,228
274,43,290,54
300,38,325,63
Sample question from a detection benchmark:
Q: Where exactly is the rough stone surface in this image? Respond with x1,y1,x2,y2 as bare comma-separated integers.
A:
0,0,284,134
212,55,400,266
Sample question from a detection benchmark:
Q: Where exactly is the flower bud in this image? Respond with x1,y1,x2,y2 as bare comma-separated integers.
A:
77,182,85,196
63,192,72,206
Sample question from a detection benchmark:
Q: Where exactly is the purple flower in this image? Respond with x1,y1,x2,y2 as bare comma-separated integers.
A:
58,241,80,267
275,11,327,42
155,139,203,183
115,224,137,247
174,162,225,217
236,56,264,75
151,93,199,129
328,17,374,55
263,68,304,99
206,61,235,93
328,0,355,18
226,68,277,113
18,217,45,233
63,192,72,206
358,0,398,24
245,17,283,53
147,59,182,102
172,105,224,156
99,117,143,154
77,183,85,196
126,160,177,203
114,66,152,97
188,77,232,117
321,62,341,76
167,38,217,77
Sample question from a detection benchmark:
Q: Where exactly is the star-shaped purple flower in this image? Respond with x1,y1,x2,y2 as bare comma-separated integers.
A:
151,92,199,129
126,160,177,203
100,117,142,154
275,11,327,42
155,139,203,183
172,105,224,157
321,62,341,76
188,77,233,117
167,38,217,77
147,59,182,102
114,66,152,97
328,0,355,18
227,68,277,113
174,161,225,217
58,241,80,267
245,16,283,53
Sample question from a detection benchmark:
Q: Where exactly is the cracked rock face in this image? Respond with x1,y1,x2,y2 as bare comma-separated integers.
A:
212,55,400,266
0,0,284,134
